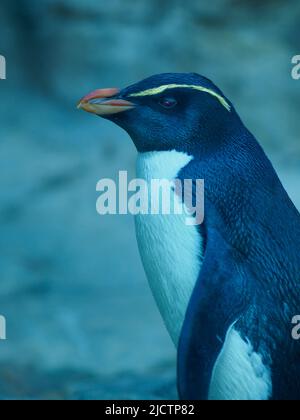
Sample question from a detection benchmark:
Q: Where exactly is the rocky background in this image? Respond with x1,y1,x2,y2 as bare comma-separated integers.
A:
0,0,299,400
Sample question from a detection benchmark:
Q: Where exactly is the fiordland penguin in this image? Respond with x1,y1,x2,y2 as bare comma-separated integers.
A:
78,73,300,400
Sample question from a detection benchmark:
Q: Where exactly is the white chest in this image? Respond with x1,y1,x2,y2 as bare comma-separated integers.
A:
133,150,272,400
135,151,203,345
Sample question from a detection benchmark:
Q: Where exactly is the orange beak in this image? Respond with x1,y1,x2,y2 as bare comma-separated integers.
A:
77,88,135,116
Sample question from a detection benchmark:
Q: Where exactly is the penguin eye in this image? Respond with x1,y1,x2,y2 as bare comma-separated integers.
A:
158,97,177,109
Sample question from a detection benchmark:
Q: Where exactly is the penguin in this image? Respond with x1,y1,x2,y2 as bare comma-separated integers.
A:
78,73,300,400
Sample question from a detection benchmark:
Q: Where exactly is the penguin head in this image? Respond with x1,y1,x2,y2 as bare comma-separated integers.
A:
78,73,240,155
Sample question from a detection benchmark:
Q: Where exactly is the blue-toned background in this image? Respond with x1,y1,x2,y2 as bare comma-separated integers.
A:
0,0,299,400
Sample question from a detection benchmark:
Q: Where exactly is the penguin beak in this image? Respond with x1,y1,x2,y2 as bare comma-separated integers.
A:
77,88,135,116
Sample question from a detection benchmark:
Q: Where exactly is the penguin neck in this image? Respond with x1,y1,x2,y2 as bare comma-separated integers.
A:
135,150,204,345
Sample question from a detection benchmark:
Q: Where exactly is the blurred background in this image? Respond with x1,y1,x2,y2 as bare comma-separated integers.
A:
0,0,299,400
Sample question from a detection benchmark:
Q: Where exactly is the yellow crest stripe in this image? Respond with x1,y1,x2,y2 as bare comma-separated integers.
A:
129,84,231,112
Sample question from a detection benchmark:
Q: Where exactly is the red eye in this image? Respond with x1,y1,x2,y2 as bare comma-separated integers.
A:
158,97,177,109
